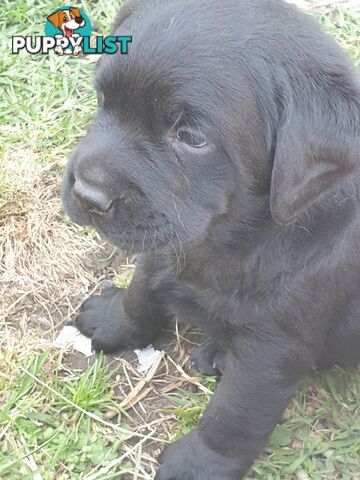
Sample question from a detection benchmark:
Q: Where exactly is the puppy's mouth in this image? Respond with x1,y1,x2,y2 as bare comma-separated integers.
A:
93,208,174,253
64,26,74,37
61,166,180,253
64,187,175,253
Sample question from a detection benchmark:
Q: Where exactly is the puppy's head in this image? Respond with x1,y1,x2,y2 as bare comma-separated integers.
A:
48,7,85,31
61,0,360,253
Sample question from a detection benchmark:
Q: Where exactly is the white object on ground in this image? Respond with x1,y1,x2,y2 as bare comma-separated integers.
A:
53,325,93,357
134,345,163,373
54,327,162,369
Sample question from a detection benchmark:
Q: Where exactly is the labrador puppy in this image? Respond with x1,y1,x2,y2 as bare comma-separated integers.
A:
61,0,360,478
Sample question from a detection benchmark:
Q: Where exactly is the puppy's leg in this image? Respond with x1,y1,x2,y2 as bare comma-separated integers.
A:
190,338,226,375
156,333,313,480
75,255,171,353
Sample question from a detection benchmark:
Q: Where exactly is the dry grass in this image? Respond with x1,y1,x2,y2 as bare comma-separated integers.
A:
0,146,104,331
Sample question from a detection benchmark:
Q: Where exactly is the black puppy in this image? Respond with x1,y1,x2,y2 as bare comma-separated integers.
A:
61,0,360,478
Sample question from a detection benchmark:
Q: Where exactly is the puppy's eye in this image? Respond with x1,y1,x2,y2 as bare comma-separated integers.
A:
177,127,207,148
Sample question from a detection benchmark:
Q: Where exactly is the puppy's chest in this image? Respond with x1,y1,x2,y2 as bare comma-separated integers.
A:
154,255,257,332
158,275,224,332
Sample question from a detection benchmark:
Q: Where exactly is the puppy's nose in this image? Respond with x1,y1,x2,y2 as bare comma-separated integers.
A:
73,180,113,214
75,16,83,25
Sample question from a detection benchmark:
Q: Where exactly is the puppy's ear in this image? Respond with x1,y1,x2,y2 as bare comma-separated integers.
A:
47,10,63,29
270,90,359,225
69,7,81,17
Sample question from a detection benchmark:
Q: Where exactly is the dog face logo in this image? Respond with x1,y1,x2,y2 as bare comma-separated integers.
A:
45,6,92,55
47,8,85,38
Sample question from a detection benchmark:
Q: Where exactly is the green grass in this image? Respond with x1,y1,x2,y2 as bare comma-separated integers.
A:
1,1,360,479
0,343,140,479
318,8,360,64
0,1,118,161
165,370,360,479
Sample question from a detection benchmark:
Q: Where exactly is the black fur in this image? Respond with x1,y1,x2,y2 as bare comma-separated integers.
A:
61,0,360,478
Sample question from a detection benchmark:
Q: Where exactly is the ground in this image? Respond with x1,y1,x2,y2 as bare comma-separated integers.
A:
1,1,359,479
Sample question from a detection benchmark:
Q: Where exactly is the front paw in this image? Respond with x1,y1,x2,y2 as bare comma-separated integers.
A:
155,430,243,480
75,286,144,353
